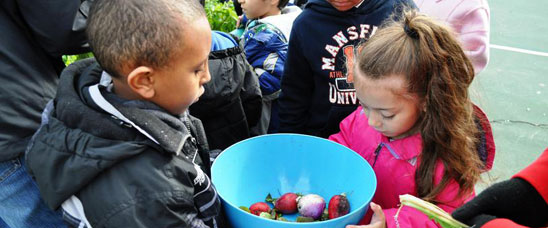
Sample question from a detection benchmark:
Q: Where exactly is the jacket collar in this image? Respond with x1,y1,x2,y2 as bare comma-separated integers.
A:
87,72,194,156
378,132,422,161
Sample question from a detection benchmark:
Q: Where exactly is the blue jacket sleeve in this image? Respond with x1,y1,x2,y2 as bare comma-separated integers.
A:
244,31,287,96
17,0,89,56
277,24,314,134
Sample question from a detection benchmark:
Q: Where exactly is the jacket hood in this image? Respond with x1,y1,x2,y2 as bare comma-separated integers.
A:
305,0,388,17
259,5,302,40
26,58,201,209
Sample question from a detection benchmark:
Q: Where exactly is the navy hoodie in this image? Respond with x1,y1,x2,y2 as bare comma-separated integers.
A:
278,0,415,138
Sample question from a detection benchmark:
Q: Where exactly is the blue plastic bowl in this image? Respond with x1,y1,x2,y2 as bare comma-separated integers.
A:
211,134,377,228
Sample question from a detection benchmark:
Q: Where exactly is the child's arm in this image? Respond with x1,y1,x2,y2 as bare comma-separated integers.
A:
244,32,286,96
453,178,548,228
452,148,548,227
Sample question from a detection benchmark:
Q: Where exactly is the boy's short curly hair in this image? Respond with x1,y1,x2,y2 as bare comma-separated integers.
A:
87,0,206,78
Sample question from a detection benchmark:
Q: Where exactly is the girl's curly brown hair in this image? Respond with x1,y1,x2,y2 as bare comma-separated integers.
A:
354,10,483,202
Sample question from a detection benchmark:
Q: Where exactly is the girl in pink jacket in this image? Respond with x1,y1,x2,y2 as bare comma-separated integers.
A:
329,10,495,228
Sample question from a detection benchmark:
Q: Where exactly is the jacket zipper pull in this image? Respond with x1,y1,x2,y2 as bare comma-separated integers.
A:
372,143,383,167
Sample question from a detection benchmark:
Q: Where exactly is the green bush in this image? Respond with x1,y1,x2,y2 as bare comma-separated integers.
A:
62,52,94,66
205,0,238,33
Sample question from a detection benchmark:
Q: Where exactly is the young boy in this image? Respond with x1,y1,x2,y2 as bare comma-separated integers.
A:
25,0,226,227
239,0,302,133
277,0,415,138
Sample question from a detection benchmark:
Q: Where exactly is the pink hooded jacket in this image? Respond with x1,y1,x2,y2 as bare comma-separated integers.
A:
413,0,490,74
329,106,495,227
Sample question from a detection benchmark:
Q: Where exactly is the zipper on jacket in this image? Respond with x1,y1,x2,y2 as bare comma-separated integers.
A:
372,143,383,167
110,115,133,128
183,117,199,163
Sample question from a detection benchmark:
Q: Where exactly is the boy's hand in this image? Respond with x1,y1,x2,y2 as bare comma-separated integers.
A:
346,202,386,228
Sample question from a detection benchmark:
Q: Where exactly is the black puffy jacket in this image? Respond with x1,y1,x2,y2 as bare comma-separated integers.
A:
190,45,262,150
26,59,227,228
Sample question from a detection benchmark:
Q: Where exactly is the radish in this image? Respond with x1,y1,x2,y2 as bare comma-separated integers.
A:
297,194,326,220
275,192,299,214
249,202,271,216
328,193,350,219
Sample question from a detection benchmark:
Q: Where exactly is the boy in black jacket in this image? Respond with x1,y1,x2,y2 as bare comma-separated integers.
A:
25,0,227,227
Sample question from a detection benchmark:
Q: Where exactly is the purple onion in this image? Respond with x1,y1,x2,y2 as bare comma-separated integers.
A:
297,194,326,220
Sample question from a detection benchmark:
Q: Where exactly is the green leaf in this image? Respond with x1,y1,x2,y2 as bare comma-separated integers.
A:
270,209,282,220
399,194,469,228
239,206,250,213
296,216,315,223
277,216,289,222
320,208,329,221
259,212,272,219
265,193,277,205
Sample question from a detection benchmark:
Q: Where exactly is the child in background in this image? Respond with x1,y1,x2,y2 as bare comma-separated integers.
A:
239,0,301,133
413,0,490,74
329,11,495,227
190,30,263,151
25,0,227,227
277,0,415,138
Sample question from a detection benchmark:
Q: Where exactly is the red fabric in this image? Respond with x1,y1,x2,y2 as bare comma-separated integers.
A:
483,218,529,228
513,148,548,207
479,148,548,228
473,104,495,171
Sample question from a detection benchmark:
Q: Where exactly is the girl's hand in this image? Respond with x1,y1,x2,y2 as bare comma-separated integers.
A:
346,202,386,228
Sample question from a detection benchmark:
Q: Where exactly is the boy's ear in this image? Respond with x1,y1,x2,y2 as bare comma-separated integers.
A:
126,66,156,99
